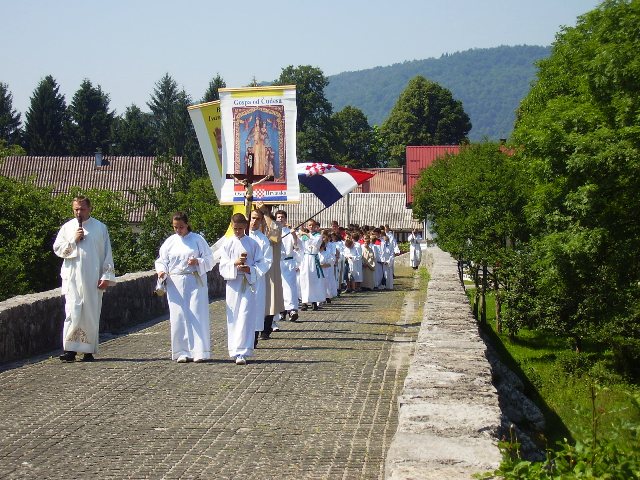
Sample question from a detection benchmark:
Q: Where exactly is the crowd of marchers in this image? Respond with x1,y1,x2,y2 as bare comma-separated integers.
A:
53,197,423,366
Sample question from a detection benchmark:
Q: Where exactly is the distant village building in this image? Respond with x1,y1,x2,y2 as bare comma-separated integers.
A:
0,154,182,224
404,146,461,207
1,155,427,239
278,167,421,241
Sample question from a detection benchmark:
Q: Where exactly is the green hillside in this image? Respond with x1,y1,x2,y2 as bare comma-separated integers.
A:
325,45,550,141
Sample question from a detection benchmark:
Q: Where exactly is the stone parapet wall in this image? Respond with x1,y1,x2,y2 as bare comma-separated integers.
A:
0,268,225,364
385,246,502,479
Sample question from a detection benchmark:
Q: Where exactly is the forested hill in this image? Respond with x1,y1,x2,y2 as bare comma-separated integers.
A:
325,45,551,141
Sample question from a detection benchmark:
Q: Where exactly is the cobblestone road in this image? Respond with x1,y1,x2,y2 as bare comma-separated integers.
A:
0,267,423,480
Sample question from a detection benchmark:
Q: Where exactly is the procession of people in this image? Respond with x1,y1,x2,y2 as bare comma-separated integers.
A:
55,197,422,366
182,209,413,365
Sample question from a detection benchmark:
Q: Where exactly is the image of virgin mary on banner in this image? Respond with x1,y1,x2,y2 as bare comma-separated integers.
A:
218,85,300,205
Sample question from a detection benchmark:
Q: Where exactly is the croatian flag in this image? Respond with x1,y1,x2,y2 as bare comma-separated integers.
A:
297,162,376,207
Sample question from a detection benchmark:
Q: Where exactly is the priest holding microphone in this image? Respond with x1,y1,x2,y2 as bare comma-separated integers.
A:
53,195,116,362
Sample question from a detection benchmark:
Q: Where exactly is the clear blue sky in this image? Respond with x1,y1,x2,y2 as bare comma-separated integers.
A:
1,0,601,118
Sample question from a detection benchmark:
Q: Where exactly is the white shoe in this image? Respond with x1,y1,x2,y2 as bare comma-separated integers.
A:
177,355,188,363
235,356,247,365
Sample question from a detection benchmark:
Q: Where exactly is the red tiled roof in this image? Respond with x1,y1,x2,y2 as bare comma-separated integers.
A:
405,146,461,206
0,156,182,223
352,168,404,193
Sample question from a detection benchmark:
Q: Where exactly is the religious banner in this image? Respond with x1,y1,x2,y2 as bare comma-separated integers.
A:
187,100,224,199
218,85,299,205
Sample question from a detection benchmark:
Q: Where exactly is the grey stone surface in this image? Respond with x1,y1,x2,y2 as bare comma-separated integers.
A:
0,266,422,479
385,247,502,479
2,248,507,479
0,269,225,364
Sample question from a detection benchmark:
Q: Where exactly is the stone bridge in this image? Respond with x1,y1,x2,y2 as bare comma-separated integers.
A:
0,247,533,479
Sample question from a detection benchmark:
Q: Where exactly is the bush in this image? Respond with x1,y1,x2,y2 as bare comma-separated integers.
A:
556,350,596,377
397,241,410,254
479,390,640,479
611,337,640,382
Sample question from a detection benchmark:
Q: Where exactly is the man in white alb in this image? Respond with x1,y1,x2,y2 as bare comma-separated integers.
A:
54,196,116,362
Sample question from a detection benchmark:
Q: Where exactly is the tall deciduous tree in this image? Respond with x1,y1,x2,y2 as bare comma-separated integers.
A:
202,74,226,102
67,79,115,155
24,75,68,155
381,76,471,166
412,142,528,327
332,106,379,168
111,104,155,155
274,65,336,162
0,82,22,146
510,0,640,349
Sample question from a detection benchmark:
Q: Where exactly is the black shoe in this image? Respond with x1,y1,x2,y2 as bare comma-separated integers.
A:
300,304,308,311
59,351,76,362
260,333,270,340
312,303,319,311
326,298,331,303
289,310,299,322
80,353,95,362
254,331,260,349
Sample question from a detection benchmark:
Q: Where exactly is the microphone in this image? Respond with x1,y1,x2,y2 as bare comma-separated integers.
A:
77,215,83,228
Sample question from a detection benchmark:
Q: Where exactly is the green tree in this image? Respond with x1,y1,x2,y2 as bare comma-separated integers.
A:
67,79,115,155
0,139,25,158
0,175,68,301
274,65,336,162
510,0,640,349
175,177,231,243
147,73,182,154
202,74,226,102
332,106,379,168
0,82,22,146
412,142,528,327
148,74,202,173
111,104,155,156
24,75,68,155
135,154,192,267
381,76,471,166
136,156,229,266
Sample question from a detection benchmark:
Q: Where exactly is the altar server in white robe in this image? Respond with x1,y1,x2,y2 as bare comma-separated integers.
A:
408,229,423,269
276,209,300,322
319,232,336,302
219,213,264,365
155,212,214,363
54,196,116,362
384,224,400,278
381,234,394,290
248,209,272,343
298,219,326,311
372,234,384,289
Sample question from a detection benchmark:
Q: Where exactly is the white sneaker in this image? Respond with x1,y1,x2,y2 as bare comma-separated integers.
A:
235,356,247,365
177,355,188,363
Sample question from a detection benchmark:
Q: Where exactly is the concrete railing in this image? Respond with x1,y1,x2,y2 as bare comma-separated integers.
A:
0,268,225,364
385,246,502,479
